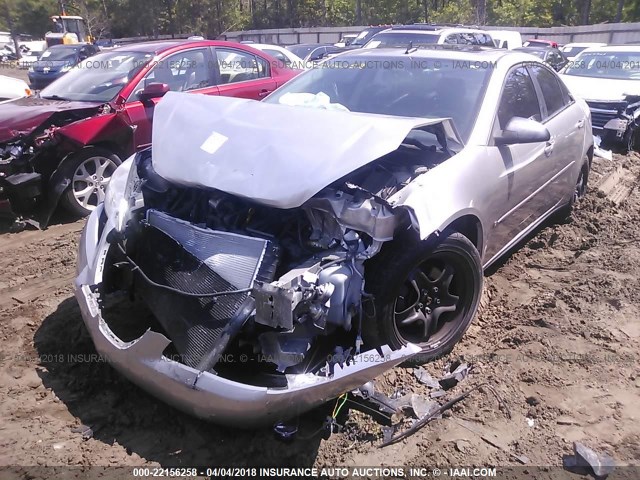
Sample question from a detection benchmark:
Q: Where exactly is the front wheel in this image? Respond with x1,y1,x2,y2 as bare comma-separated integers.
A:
364,231,483,363
59,148,121,217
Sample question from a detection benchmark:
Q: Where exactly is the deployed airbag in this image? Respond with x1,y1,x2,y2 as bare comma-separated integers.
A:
152,92,450,208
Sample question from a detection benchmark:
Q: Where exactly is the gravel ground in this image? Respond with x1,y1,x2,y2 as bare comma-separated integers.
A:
0,152,639,477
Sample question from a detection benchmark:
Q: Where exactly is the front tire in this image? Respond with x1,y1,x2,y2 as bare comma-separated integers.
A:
59,148,121,217
364,231,483,363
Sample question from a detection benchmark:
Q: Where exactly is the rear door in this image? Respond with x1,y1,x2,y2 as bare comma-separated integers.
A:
213,47,277,100
123,47,219,150
528,63,586,207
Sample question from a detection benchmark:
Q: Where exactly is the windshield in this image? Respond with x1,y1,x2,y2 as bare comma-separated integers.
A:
39,47,79,62
286,45,321,59
561,46,588,56
351,29,381,46
40,51,152,102
518,49,546,59
364,32,438,49
265,56,492,142
562,51,640,80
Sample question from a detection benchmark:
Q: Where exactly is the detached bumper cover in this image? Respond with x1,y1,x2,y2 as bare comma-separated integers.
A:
74,207,420,427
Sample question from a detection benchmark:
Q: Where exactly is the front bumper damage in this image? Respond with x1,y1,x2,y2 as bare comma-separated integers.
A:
74,205,420,426
587,96,640,148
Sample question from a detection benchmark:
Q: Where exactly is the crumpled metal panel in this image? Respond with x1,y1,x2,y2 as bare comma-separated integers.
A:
151,92,456,209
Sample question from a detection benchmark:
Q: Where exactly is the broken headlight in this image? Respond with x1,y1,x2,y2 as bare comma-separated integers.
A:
104,155,137,231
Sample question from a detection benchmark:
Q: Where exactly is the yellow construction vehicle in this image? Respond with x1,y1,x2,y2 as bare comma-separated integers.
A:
45,15,93,47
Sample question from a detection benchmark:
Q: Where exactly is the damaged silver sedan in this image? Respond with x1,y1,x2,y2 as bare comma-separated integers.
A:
75,48,594,427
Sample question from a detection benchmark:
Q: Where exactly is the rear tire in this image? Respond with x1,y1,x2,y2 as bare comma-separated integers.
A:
59,148,121,217
363,231,483,363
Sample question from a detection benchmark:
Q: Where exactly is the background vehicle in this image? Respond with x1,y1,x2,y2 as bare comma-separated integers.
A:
345,26,393,50
514,46,568,71
560,45,640,152
17,41,46,69
28,43,100,89
489,30,523,49
74,47,592,426
335,34,357,47
561,42,607,61
363,25,494,48
0,75,31,102
286,43,342,62
523,38,559,48
45,15,92,47
249,43,305,68
0,40,299,226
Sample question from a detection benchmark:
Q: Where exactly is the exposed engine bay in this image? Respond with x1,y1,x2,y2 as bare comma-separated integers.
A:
102,139,450,387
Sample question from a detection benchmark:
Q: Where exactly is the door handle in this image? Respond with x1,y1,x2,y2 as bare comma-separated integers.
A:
544,141,554,157
258,89,271,97
576,119,585,129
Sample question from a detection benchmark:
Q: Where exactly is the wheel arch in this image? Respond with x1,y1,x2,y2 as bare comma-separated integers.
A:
442,214,484,255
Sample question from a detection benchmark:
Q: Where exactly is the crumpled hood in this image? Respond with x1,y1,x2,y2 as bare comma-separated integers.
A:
560,74,640,102
0,96,103,143
152,92,458,209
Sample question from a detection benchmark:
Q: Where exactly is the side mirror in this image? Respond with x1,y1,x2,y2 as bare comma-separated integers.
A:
139,83,170,102
495,117,550,145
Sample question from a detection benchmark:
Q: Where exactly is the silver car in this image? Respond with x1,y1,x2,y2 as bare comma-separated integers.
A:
75,47,593,427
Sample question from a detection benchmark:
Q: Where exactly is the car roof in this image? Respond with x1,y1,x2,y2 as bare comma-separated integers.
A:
110,39,248,54
47,44,84,50
335,46,511,62
515,46,554,51
581,45,640,52
563,42,606,47
383,27,488,35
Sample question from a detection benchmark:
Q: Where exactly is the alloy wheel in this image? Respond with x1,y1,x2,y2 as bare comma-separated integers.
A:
71,156,118,211
393,254,473,345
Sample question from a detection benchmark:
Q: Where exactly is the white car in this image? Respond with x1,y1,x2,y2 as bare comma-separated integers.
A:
560,45,640,151
488,30,523,49
0,75,31,102
75,48,592,427
18,49,44,69
248,43,305,69
363,25,495,48
561,42,607,61
334,34,357,48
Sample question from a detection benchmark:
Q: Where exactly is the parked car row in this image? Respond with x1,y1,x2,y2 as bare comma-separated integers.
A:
0,36,637,232
0,27,637,430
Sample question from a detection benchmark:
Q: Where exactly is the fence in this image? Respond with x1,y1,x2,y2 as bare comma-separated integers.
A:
219,22,640,45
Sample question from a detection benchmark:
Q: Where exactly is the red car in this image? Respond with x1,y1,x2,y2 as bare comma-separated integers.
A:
523,38,559,48
0,40,299,227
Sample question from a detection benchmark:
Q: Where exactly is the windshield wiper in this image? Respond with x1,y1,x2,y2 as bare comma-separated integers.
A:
40,94,69,101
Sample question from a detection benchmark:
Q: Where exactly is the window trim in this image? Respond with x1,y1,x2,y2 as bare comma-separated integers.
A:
526,63,575,123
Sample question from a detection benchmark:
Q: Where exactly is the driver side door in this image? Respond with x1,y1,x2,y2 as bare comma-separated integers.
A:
123,47,219,150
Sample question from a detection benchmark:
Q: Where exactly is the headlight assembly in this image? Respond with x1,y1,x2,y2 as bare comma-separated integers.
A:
104,155,137,232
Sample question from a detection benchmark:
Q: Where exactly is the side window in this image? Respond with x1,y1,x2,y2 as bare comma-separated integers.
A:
141,49,212,93
497,66,542,128
445,34,458,44
264,49,290,67
216,48,267,84
529,65,568,118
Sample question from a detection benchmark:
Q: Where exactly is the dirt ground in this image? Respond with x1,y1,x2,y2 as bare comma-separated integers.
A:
0,151,639,476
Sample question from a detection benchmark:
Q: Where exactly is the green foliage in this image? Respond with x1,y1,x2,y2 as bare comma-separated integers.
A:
1,0,639,38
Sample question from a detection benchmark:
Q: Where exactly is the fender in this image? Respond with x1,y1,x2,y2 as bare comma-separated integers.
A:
55,110,135,157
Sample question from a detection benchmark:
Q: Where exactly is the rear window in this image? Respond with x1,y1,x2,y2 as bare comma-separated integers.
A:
364,32,438,48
